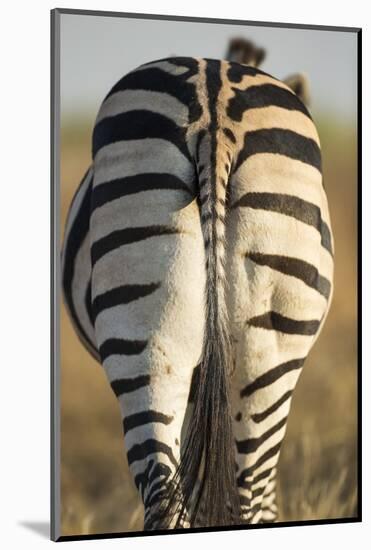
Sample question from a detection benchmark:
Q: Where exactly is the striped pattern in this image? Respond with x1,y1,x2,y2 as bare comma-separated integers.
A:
233,192,333,255
235,128,322,172
246,253,332,299
61,55,334,529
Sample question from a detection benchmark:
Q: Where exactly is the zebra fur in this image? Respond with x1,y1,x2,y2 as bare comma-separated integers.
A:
159,59,241,528
61,54,334,529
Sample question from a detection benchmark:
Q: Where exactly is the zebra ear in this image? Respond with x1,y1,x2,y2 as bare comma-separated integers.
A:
283,73,311,106
226,38,266,67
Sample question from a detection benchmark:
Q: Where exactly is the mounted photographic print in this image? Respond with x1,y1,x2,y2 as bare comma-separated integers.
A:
51,8,361,542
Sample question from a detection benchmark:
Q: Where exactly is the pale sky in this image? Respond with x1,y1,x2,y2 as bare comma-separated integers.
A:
60,13,358,124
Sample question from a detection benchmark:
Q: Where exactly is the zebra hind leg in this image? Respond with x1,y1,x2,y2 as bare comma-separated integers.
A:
98,322,201,530
260,468,278,523
89,162,205,529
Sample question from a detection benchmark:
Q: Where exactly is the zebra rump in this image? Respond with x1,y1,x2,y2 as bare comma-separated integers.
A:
62,53,334,529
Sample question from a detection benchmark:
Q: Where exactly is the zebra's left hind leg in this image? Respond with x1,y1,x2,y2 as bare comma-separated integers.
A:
260,469,278,523
90,169,205,529
116,362,194,530
92,242,205,529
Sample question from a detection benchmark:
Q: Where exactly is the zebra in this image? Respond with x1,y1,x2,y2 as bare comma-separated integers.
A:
61,42,334,530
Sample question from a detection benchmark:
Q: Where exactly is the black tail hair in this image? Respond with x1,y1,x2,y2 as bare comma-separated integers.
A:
156,131,240,529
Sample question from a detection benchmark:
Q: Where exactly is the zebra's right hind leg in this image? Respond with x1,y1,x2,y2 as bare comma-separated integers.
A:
225,166,333,524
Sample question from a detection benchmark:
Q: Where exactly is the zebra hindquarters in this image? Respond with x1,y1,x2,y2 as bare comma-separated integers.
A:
90,146,205,529
225,131,334,524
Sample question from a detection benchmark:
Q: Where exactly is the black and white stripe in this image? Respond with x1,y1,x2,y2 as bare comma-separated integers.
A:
61,54,334,529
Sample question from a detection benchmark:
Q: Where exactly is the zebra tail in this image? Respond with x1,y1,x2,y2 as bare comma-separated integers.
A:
162,131,240,528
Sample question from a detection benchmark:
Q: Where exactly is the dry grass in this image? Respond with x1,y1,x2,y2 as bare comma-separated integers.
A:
60,115,358,536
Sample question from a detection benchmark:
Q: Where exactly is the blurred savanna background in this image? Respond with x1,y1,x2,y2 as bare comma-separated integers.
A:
58,12,358,536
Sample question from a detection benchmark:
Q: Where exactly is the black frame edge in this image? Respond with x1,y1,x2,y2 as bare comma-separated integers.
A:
356,27,362,522
51,7,61,543
54,7,361,33
56,517,361,542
